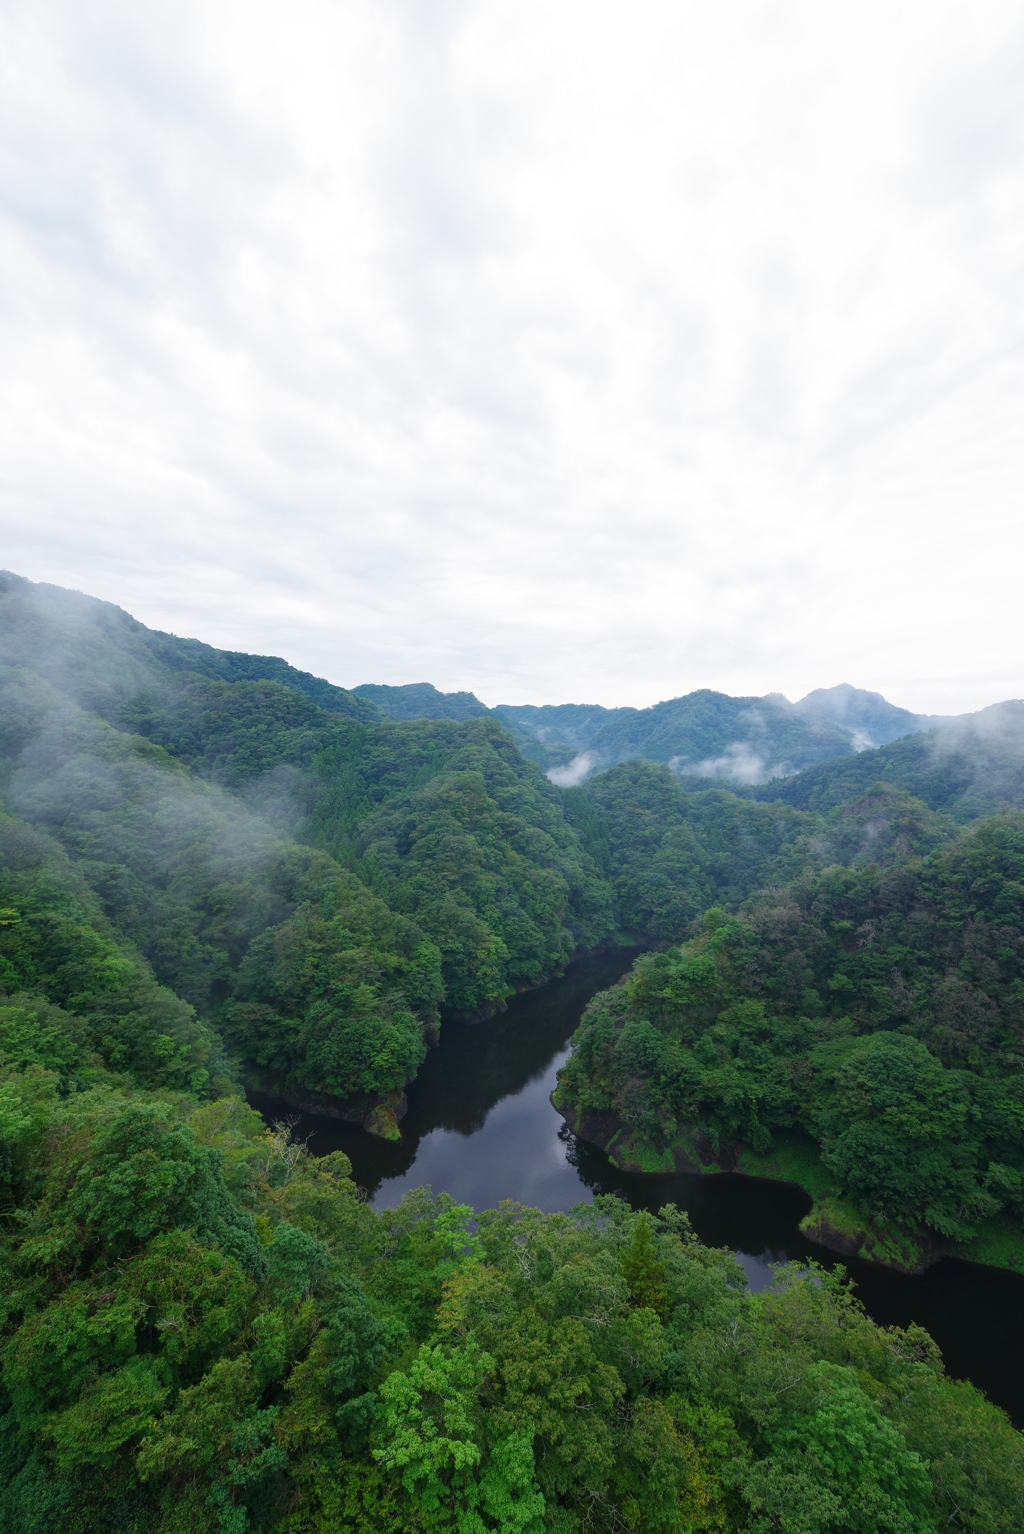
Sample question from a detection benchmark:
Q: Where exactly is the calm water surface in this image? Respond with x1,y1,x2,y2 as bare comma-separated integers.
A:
250,949,1024,1423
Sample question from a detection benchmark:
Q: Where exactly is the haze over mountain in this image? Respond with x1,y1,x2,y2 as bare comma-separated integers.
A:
356,679,973,786
2,572,1016,807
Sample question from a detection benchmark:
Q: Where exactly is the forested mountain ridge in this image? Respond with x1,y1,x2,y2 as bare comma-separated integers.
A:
1,572,1024,1527
749,700,1024,821
352,681,491,722
357,679,979,788
555,810,1024,1275
0,570,378,725
793,683,952,747
498,690,856,782
4,569,1021,1122
0,575,622,1124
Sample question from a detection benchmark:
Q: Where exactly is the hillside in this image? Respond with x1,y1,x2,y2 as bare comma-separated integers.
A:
1,571,1023,1527
0,575,618,1123
3,568,1023,1183
355,679,971,787
752,701,1024,821
497,689,857,782
352,681,491,722
555,810,1024,1276
793,682,952,747
0,571,378,725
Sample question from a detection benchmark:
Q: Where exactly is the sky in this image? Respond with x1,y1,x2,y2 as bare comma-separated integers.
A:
1,0,1022,715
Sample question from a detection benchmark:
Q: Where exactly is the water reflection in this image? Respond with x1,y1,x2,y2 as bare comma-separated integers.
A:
249,948,1024,1423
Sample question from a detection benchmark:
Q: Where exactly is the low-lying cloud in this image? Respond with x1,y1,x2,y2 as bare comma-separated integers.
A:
546,753,596,788
671,742,792,786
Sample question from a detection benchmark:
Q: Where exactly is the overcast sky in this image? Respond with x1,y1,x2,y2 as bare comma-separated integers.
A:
1,1,1022,713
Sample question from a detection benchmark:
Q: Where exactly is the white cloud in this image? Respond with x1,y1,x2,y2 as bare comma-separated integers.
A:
545,753,596,788
1,0,1022,714
670,743,791,786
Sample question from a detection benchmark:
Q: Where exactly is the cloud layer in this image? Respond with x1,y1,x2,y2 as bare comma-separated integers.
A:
1,0,1022,712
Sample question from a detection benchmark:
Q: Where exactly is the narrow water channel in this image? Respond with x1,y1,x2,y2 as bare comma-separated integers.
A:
250,948,1024,1424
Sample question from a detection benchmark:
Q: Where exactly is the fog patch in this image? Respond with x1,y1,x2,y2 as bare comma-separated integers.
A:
546,753,595,787
670,742,792,785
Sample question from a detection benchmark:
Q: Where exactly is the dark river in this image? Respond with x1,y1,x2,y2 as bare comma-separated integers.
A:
250,949,1024,1424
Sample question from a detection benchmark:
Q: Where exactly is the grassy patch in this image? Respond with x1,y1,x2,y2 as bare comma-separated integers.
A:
607,1131,675,1174
799,1195,938,1275
668,1125,722,1175
738,1129,833,1200
799,1193,866,1247
950,1214,1024,1275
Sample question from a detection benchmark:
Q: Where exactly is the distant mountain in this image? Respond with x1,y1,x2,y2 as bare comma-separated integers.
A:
751,699,1024,822
352,681,491,722
7,572,995,797
349,682,583,772
495,690,856,784
793,682,952,749
348,679,981,788
0,570,378,724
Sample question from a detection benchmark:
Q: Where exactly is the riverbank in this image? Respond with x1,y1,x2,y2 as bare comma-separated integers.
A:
240,1071,409,1139
243,939,647,1141
552,1097,1024,1279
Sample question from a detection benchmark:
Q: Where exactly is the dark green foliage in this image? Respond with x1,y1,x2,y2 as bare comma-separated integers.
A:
0,1032,1020,1529
563,763,954,945
499,688,856,776
620,1211,669,1316
352,682,492,722
558,812,1024,1242
12,1096,264,1277
563,761,811,939
816,1034,996,1238
331,720,615,1013
0,809,223,1093
754,701,1024,822
1,579,617,1061
224,874,442,1099
119,672,365,804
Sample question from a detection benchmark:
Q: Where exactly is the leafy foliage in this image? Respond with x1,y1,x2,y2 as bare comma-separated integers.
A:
558,812,1024,1241
0,575,1023,1527
753,701,1024,822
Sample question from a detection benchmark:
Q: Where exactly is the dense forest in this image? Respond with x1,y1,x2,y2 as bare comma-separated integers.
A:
555,810,1024,1273
2,570,1024,1530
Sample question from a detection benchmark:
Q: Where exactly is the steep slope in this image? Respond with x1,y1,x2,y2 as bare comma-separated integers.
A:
794,682,952,748
352,681,491,721
0,569,378,724
0,576,617,1117
754,701,1024,820
352,680,580,772
555,811,1024,1274
498,689,855,782
560,761,957,945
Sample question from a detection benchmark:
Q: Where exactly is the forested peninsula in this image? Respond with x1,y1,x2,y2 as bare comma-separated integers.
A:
1,570,1024,1532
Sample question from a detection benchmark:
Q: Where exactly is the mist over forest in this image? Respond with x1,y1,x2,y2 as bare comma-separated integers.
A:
1,570,1023,1532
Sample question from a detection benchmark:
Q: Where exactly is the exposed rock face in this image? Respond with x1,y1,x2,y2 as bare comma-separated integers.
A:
248,1077,408,1141
799,1204,944,1276
556,1095,947,1276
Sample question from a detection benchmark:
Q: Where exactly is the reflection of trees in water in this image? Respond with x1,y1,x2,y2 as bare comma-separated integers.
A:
408,950,640,1137
251,951,640,1196
561,1124,619,1195
560,1124,672,1211
246,1089,421,1203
